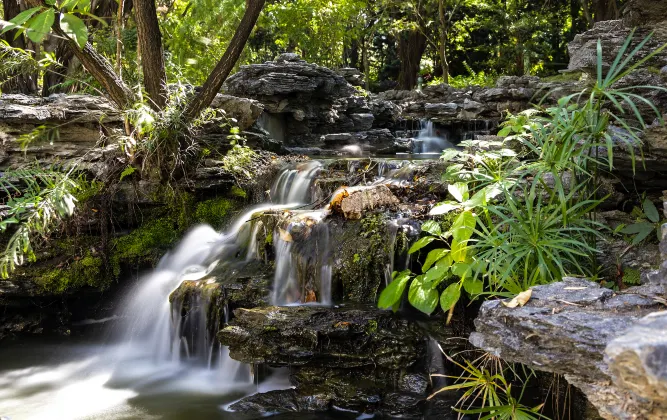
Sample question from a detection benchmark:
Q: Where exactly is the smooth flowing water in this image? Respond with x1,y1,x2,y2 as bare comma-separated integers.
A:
413,120,454,154
0,162,329,420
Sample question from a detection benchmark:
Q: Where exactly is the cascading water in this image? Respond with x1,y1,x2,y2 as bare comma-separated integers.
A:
108,206,289,392
414,120,454,154
270,160,323,204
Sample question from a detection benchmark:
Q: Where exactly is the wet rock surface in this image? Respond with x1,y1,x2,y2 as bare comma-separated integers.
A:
470,276,666,419
221,304,455,417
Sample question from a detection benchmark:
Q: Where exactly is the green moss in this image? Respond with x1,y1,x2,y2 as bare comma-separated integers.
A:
195,197,237,228
265,230,273,246
111,218,180,276
33,253,105,294
366,320,378,335
336,213,390,303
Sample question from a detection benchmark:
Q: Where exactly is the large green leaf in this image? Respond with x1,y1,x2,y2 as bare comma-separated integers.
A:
422,248,449,273
463,277,483,296
61,13,88,48
378,270,411,311
408,276,439,315
26,9,55,44
421,220,441,236
643,198,660,223
408,236,436,254
1,7,41,35
451,210,476,243
440,283,461,311
423,263,449,285
430,201,460,216
448,182,469,203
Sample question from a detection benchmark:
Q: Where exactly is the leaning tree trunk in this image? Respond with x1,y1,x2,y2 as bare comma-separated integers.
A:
134,0,167,109
397,29,427,90
1,0,38,94
183,0,266,121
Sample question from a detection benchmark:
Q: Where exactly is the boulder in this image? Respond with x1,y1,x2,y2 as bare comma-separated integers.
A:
210,94,264,130
329,185,400,220
606,311,667,419
469,277,665,419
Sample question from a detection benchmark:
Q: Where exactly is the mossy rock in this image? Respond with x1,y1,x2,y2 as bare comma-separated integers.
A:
194,197,238,229
110,218,181,275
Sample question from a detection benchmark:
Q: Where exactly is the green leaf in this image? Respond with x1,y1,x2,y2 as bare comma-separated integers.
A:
643,198,660,223
421,220,441,236
119,165,136,181
440,148,460,162
408,276,439,314
451,262,471,279
378,270,411,311
631,223,655,245
423,263,449,285
422,248,449,272
440,283,461,311
463,277,483,296
448,182,469,203
1,7,41,34
408,236,436,254
451,210,476,243
621,222,653,235
26,9,55,44
430,201,460,216
60,13,88,48
462,189,486,210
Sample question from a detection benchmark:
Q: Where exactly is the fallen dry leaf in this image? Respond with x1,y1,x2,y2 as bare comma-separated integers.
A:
502,289,532,308
279,228,293,242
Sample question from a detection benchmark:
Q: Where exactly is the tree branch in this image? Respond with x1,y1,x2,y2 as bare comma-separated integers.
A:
183,0,266,121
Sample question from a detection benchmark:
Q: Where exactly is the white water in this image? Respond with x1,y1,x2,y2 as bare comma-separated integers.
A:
414,120,454,154
270,160,323,204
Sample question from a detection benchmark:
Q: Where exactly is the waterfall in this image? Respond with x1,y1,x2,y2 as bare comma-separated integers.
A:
270,160,323,204
414,120,454,154
270,210,332,306
108,204,297,391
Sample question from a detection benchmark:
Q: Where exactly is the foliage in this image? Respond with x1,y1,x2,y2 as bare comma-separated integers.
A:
0,166,88,278
1,0,95,47
378,32,666,317
619,198,665,245
430,349,547,420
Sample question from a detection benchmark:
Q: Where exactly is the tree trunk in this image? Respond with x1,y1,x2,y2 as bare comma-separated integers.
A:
397,29,426,90
593,0,618,21
183,0,266,121
579,0,593,28
1,0,38,94
134,0,167,109
52,26,134,109
362,37,370,91
438,0,449,84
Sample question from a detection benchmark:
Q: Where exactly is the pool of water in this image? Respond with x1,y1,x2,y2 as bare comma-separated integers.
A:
0,336,357,420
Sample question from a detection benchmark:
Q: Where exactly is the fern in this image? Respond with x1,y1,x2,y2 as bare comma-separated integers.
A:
0,166,87,278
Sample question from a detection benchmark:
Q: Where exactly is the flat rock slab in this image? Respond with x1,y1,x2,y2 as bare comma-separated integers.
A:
469,277,665,419
218,304,426,369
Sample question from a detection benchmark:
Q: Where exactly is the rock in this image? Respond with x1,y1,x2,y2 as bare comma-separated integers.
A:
469,277,665,419
210,94,264,130
606,311,667,419
337,68,365,87
623,0,667,27
330,185,399,220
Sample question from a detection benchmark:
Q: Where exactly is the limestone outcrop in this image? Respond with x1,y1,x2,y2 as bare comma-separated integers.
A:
224,53,406,154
